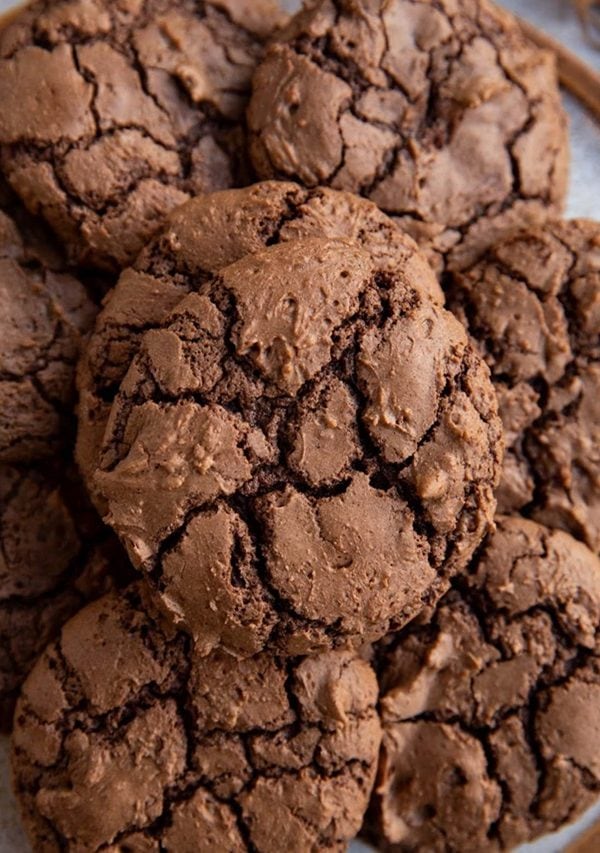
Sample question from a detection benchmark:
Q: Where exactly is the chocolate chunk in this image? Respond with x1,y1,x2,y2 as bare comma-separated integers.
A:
94,236,502,656
449,220,600,554
0,464,129,730
77,180,444,508
370,516,600,851
0,0,281,270
12,585,381,852
247,0,569,273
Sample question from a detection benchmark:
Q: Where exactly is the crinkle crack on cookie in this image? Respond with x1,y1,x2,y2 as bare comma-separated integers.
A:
94,237,502,657
449,220,600,554
0,464,127,730
248,0,569,273
369,516,600,852
77,181,443,507
0,0,282,270
12,586,381,852
0,208,96,463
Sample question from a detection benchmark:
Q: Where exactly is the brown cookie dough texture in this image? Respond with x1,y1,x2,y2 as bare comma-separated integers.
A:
369,516,600,852
449,220,600,554
0,0,281,271
0,208,96,463
77,180,444,505
0,464,128,731
12,585,381,852
94,236,502,657
248,0,569,273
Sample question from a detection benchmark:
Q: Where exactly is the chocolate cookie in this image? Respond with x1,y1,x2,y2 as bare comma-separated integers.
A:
0,464,128,730
0,207,96,463
94,237,502,656
0,0,281,271
369,516,600,852
77,181,444,505
449,220,600,554
247,0,569,273
12,585,381,852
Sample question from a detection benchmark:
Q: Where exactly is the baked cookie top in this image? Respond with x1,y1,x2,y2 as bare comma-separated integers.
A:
370,516,600,852
0,0,280,270
76,180,443,506
12,585,381,852
248,0,569,273
0,206,96,463
449,219,600,554
0,463,127,730
94,236,502,657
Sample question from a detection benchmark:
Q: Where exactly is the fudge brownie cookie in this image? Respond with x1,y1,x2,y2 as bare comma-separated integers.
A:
449,220,600,553
12,585,381,852
369,516,600,852
95,237,502,656
0,0,281,271
248,0,569,273
0,464,128,730
0,207,96,463
77,181,444,505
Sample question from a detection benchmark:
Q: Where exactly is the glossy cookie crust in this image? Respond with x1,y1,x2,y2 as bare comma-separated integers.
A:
94,236,502,656
248,0,569,273
0,0,281,270
77,180,443,507
449,220,600,554
370,516,600,852
12,585,381,852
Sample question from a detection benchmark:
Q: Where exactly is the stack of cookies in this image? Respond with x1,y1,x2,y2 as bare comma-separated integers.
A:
0,1,598,851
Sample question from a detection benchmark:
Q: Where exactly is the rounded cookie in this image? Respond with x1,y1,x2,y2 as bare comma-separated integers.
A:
247,0,569,273
448,220,600,553
369,516,600,852
0,0,281,271
77,180,444,504
0,207,96,463
0,464,128,730
12,585,381,852
95,237,503,656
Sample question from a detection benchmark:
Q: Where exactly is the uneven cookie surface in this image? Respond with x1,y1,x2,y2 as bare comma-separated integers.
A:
12,586,381,852
449,220,600,554
248,0,569,272
95,237,502,656
77,180,443,503
0,464,127,730
370,516,600,852
0,207,96,462
0,0,280,270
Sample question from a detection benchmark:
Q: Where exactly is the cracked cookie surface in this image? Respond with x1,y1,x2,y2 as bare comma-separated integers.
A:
0,463,128,730
369,516,600,852
0,206,96,463
77,180,444,507
94,236,502,656
0,0,281,271
248,0,569,273
12,585,381,852
449,220,600,554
